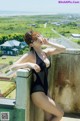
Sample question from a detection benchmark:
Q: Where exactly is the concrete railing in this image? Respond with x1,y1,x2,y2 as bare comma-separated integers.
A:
48,49,80,113
15,69,32,121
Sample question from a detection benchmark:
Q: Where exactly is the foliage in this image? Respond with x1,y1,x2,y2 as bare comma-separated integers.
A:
19,50,23,55
0,15,80,45
72,39,80,44
5,69,10,73
9,61,13,65
0,50,2,56
22,47,29,54
0,34,24,44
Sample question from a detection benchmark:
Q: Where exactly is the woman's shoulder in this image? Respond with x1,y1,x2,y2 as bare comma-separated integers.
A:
15,52,35,64
23,52,35,61
25,51,36,63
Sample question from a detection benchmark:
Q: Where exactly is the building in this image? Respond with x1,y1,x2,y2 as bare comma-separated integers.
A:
0,40,27,56
71,34,80,38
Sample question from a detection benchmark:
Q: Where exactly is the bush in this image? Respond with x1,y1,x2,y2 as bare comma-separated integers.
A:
0,50,3,56
9,61,13,65
5,69,10,73
19,50,23,55
72,39,80,44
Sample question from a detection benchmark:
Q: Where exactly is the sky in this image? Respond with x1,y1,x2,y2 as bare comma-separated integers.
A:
0,0,80,14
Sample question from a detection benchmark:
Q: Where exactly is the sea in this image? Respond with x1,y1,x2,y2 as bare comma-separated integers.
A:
0,11,55,17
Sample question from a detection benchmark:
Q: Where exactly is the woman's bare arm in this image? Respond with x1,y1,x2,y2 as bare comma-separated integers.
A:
43,40,66,56
10,62,41,72
10,52,30,69
10,52,41,72
14,52,31,64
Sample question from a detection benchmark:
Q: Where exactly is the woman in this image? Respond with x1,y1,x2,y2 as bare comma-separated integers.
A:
11,30,66,121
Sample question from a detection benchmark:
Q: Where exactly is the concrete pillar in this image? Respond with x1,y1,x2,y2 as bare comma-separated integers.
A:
15,69,32,121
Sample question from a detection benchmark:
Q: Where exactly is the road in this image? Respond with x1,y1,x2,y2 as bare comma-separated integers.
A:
51,28,80,49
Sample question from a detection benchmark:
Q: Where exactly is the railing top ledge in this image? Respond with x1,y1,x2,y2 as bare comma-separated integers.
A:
63,48,80,54
0,98,15,107
66,48,80,51
17,68,32,78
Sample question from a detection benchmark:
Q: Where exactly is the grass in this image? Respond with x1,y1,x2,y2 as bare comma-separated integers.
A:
0,81,16,99
0,55,20,64
0,55,21,99
0,55,21,73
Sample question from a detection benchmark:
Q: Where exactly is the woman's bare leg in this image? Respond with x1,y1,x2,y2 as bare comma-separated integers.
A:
44,112,63,121
31,92,64,121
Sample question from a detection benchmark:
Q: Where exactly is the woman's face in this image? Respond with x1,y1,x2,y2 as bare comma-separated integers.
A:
32,35,44,47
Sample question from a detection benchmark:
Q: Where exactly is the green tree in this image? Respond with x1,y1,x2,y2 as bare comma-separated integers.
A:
0,50,2,56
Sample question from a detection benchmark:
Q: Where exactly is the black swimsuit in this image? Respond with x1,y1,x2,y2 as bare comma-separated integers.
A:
31,50,51,95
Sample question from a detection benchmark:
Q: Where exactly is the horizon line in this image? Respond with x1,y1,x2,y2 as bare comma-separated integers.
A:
0,10,80,15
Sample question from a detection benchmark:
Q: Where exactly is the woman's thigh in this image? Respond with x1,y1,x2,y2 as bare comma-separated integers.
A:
31,92,64,117
44,111,54,121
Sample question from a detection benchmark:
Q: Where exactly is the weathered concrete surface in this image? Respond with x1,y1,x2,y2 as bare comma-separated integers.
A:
63,117,80,121
49,50,80,113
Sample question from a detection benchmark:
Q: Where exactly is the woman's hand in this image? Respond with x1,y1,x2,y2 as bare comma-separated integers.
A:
31,63,41,72
42,38,49,45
